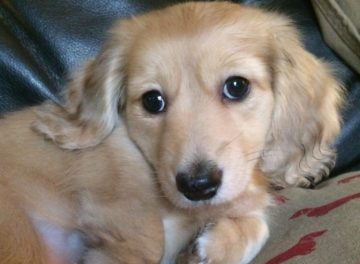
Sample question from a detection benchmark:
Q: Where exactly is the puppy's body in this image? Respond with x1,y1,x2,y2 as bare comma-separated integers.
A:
0,108,268,264
0,109,164,264
0,2,343,264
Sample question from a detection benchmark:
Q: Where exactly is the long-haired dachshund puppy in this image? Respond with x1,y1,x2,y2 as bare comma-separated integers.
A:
0,2,343,264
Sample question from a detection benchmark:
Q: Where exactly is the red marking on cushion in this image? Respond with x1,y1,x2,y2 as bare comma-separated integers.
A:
290,193,360,219
274,194,289,205
338,174,360,184
265,230,327,264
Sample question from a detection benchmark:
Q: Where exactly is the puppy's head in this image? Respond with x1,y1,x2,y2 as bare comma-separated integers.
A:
36,2,343,208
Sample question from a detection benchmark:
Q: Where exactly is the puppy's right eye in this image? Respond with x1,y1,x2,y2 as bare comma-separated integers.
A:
142,90,166,114
223,76,250,101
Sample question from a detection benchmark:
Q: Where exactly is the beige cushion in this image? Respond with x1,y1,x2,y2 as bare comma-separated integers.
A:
253,171,360,263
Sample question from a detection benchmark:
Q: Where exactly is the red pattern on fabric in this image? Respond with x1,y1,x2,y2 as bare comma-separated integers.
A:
337,174,360,184
265,230,327,264
290,193,360,219
274,194,289,205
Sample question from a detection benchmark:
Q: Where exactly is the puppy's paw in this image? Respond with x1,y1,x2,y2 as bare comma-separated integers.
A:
176,248,208,264
176,225,212,264
178,216,269,264
177,221,234,264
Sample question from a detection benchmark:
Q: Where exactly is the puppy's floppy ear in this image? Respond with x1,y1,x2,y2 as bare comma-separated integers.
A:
34,21,132,150
260,17,344,187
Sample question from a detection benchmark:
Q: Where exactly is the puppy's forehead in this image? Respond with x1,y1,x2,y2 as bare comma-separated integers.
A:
125,2,273,92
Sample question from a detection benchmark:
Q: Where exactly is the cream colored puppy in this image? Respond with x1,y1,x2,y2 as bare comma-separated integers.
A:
0,2,343,264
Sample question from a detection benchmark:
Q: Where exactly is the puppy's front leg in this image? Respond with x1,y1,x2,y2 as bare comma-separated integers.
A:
79,193,164,264
177,211,268,264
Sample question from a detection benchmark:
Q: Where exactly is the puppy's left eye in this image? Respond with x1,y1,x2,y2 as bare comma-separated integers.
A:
223,76,250,101
142,90,166,114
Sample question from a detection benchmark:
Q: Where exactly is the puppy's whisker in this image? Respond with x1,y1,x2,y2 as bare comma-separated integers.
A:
245,156,262,163
244,148,276,158
216,132,244,155
245,150,282,163
244,149,263,157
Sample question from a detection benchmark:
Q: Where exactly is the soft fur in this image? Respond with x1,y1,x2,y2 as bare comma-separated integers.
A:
0,2,343,264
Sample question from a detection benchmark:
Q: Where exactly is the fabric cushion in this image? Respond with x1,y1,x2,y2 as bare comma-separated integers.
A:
253,171,360,263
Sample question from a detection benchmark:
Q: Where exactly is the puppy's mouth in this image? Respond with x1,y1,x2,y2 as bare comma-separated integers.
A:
181,187,219,201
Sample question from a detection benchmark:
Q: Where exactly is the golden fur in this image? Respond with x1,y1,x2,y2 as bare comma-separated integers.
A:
0,2,343,264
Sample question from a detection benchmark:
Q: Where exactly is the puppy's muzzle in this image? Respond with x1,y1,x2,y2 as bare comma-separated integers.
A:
176,161,222,201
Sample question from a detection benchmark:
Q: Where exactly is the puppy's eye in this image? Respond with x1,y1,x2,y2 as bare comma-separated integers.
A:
223,76,250,101
142,90,166,114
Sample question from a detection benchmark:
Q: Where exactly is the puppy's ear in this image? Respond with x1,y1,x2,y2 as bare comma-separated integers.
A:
34,22,132,150
261,17,344,187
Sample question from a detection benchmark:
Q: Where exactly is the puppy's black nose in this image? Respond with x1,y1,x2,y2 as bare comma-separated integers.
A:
176,161,222,201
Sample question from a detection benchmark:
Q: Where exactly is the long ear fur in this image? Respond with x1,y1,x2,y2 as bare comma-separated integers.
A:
34,21,131,150
260,17,344,187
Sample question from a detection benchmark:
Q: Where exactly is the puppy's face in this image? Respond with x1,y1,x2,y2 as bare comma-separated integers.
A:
123,3,274,208
36,2,342,208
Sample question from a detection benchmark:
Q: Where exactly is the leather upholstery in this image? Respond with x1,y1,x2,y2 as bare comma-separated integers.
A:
0,0,359,174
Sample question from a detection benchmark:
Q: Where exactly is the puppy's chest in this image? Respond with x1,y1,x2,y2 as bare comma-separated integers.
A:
161,213,198,264
31,215,84,264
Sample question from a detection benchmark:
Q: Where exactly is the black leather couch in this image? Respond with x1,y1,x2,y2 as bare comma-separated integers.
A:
1,0,359,176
